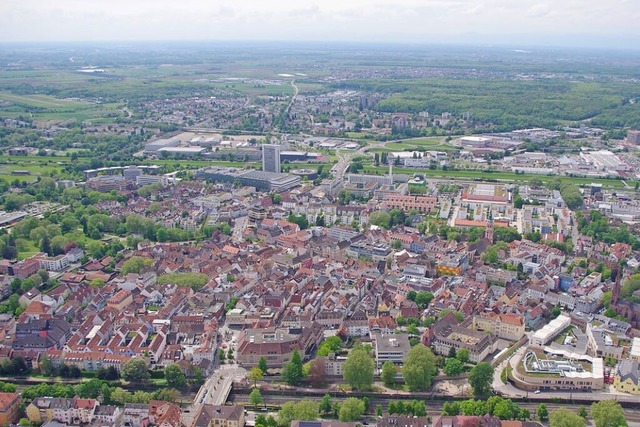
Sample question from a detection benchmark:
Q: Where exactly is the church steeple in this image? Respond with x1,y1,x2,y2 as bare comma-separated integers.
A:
485,217,494,243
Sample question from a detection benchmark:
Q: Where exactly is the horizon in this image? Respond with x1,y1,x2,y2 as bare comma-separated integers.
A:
1,38,640,53
2,0,640,50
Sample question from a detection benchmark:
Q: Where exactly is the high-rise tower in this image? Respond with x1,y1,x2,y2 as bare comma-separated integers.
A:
262,144,281,173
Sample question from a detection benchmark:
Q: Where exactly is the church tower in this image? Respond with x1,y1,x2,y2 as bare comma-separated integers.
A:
485,218,494,243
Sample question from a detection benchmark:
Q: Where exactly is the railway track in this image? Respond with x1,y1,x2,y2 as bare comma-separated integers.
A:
228,393,640,422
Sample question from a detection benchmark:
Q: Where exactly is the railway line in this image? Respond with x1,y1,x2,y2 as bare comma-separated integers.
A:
228,392,640,422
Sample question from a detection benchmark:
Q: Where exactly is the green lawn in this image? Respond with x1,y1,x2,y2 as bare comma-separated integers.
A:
0,92,86,108
0,155,75,163
384,137,460,152
361,166,627,189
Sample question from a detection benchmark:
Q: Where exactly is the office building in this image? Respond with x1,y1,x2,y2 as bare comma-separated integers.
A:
262,144,281,173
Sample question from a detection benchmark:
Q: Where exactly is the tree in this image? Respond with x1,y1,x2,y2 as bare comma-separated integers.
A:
154,388,180,403
443,358,465,376
40,235,52,256
537,404,549,422
256,415,278,427
369,211,391,229
258,357,268,375
468,362,494,397
577,406,588,419
248,367,264,387
442,402,461,416
249,388,263,408
121,358,150,383
283,350,303,386
320,394,333,415
456,348,470,364
308,358,326,388
287,213,309,230
518,408,531,421
278,400,319,427
376,405,383,417
389,401,397,415
343,345,374,390
121,256,153,275
219,349,226,362
402,344,436,391
227,348,233,360
549,408,586,427
164,365,186,388
381,360,397,387
493,399,515,420
415,291,434,308
317,336,342,357
339,398,365,422
448,346,457,358
590,400,627,427
412,400,427,417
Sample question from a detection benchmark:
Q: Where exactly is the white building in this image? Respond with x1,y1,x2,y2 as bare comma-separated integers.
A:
530,314,571,347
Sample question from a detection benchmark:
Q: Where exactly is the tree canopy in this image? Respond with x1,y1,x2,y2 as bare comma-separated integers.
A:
339,398,366,422
402,344,436,391
282,350,303,386
468,362,494,397
121,358,150,383
278,400,319,427
590,400,627,427
343,345,375,390
549,408,586,427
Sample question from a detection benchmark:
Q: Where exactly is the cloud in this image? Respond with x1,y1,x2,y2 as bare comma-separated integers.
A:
0,0,639,45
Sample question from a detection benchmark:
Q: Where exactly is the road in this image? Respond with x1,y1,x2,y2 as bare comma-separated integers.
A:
232,216,248,244
285,80,299,117
330,142,371,182
186,363,247,425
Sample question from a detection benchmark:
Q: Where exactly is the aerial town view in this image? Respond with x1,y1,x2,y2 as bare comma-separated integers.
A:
0,1,639,427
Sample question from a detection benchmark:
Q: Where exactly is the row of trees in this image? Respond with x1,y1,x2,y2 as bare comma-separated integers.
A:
541,400,627,427
282,343,493,397
442,396,530,420
20,377,181,406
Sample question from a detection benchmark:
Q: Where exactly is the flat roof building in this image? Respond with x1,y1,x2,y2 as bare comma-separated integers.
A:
530,314,571,347
372,332,411,367
196,167,300,192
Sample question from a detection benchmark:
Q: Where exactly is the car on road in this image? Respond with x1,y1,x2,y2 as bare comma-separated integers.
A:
534,390,541,394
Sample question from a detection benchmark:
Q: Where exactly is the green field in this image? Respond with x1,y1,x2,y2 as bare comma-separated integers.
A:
0,159,65,182
362,165,628,189
0,91,126,122
387,137,459,151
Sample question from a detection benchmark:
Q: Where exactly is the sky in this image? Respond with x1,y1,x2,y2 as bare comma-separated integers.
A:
2,0,640,47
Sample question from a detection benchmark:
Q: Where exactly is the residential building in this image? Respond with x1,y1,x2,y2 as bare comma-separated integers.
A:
291,421,358,427
0,392,20,426
422,312,497,363
236,322,324,367
193,405,245,427
614,360,640,395
473,313,525,341
26,397,98,425
383,194,437,213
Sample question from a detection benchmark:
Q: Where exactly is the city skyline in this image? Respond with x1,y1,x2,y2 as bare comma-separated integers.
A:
2,0,640,49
